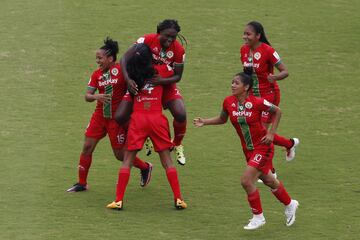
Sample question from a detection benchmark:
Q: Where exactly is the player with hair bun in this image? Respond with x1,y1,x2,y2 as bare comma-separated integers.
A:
107,43,187,210
67,37,152,193
241,21,299,163
117,19,188,165
194,72,299,230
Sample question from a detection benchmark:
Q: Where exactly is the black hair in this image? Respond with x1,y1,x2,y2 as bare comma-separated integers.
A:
235,72,253,91
157,19,181,33
156,19,187,48
126,43,155,90
247,21,271,46
100,37,119,62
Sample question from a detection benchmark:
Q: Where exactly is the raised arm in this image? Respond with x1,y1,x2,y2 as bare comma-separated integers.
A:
120,45,138,95
193,110,228,127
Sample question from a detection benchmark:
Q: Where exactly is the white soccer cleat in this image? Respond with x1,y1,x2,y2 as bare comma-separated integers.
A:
286,138,300,161
258,172,277,183
285,199,299,226
244,214,266,230
174,145,186,165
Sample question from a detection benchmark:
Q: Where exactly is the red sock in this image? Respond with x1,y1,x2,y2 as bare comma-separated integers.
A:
247,189,263,214
271,182,291,205
273,134,293,149
133,156,148,170
173,120,187,146
166,167,182,200
115,167,131,202
78,154,92,185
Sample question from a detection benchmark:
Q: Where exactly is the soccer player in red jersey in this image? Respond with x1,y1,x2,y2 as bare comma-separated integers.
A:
117,19,187,165
194,72,299,230
107,44,187,210
66,38,152,192
240,21,299,162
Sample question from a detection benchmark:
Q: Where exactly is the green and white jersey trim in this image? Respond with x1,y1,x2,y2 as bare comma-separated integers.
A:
237,103,254,150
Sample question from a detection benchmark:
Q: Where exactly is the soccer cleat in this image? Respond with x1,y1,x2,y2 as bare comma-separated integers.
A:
66,183,88,193
144,138,153,156
286,138,300,161
174,199,187,210
106,200,123,210
244,215,266,230
174,145,186,165
285,199,299,226
140,162,153,187
257,171,277,183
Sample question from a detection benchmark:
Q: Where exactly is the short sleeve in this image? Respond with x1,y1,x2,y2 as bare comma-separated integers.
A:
173,44,185,65
87,72,97,91
135,34,152,46
257,98,276,112
268,46,282,67
222,98,229,116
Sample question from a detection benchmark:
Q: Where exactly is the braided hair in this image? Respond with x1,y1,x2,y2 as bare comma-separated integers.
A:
156,19,187,48
247,21,271,46
100,37,119,62
126,43,155,90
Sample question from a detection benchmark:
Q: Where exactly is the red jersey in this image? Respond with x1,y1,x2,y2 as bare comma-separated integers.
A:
222,95,275,151
240,43,282,97
122,64,174,113
136,33,185,68
87,63,127,118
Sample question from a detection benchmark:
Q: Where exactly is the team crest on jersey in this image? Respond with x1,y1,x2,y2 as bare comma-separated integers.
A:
111,68,118,76
166,51,174,58
245,102,253,109
254,52,261,60
231,103,236,107
153,47,159,53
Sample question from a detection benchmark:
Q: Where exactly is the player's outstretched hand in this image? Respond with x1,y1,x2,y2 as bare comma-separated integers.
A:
193,117,205,127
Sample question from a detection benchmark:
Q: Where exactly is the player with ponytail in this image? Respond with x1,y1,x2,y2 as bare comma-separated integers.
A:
240,21,299,164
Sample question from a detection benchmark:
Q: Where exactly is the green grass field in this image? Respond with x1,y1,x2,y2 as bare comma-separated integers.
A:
1,0,360,239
